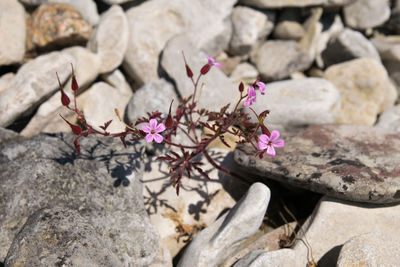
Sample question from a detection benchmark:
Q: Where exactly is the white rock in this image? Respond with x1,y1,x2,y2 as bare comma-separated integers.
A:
101,69,132,96
0,73,15,95
177,182,271,267
375,104,400,132
324,58,396,125
299,7,323,63
21,47,101,137
101,0,134,4
123,0,235,84
233,249,297,267
337,232,400,267
0,52,74,127
238,0,326,8
343,0,391,30
0,0,26,66
245,78,341,129
161,34,238,113
230,62,259,88
88,5,128,73
229,6,274,56
273,21,305,41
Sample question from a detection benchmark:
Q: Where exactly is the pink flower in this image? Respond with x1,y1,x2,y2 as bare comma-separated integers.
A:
258,130,284,156
207,56,221,68
142,119,166,143
256,81,266,95
244,86,256,107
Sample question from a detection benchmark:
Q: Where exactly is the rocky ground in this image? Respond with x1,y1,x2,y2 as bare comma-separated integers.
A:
1,0,400,266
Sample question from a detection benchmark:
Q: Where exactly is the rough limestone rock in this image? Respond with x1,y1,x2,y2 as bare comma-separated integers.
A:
0,73,15,95
250,40,313,81
0,0,26,66
124,0,235,84
177,183,271,267
375,105,400,132
161,34,238,113
234,196,400,266
324,58,396,125
88,5,129,73
4,206,122,266
229,6,274,55
322,28,381,67
273,21,305,40
343,0,391,30
0,133,159,265
234,124,400,204
0,51,74,127
337,232,400,267
238,0,326,8
244,78,341,130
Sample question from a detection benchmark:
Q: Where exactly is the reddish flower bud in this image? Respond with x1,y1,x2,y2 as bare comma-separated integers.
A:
185,64,193,78
60,115,82,135
71,64,79,91
57,72,70,106
239,82,244,92
200,64,211,75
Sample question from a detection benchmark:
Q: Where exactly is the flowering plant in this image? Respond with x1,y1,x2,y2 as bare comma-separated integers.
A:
58,54,284,195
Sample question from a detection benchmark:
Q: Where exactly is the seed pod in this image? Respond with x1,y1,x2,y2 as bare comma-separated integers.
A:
239,82,244,92
57,72,70,106
200,64,211,75
186,64,193,78
71,64,79,91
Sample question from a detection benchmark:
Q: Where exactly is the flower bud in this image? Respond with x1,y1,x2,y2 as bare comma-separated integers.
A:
200,64,211,75
239,82,244,92
185,64,193,78
71,64,79,91
57,72,70,106
60,115,82,135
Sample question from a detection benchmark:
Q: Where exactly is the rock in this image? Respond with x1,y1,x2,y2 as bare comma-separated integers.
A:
234,196,400,266
215,53,242,76
4,206,122,266
324,58,396,125
0,133,159,265
0,51,73,127
321,28,381,67
375,104,400,132
124,0,235,84
0,73,15,95
142,149,248,257
177,183,270,267
385,8,400,34
101,0,135,4
0,127,19,144
229,6,274,56
221,222,297,267
238,0,326,8
27,3,92,51
101,69,132,95
149,243,173,267
76,82,132,133
337,232,400,266
273,21,305,40
0,0,26,66
161,35,238,113
230,62,259,88
250,40,313,81
234,124,400,204
20,47,101,137
299,7,323,63
243,78,341,130
343,0,391,30
88,5,129,74
233,249,297,267
126,79,177,125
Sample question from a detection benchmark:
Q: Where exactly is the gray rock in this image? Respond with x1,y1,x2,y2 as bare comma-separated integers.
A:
233,249,297,267
238,0,326,8
0,0,26,66
229,6,274,55
0,73,15,95
161,34,238,113
4,206,122,266
299,7,323,64
250,40,313,81
230,62,259,88
234,124,400,204
343,0,391,30
0,127,19,144
375,104,400,132
273,21,305,40
234,196,400,266
126,79,177,124
177,183,271,267
244,78,341,130
101,69,132,95
0,133,159,265
321,28,381,67
385,8,400,34
324,58,396,125
337,232,400,266
123,0,235,84
0,51,74,127
88,5,129,74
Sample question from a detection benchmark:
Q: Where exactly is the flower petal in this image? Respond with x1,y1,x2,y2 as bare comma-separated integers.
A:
266,145,276,156
257,82,266,95
248,86,256,97
207,56,215,65
213,62,222,68
142,124,151,133
155,122,166,133
244,98,251,107
258,140,268,150
273,139,285,148
259,134,270,144
270,130,280,141
154,133,163,143
149,119,158,130
145,133,154,143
